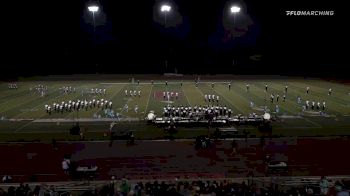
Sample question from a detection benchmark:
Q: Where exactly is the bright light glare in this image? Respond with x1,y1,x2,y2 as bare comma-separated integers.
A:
161,5,171,12
230,6,241,13
88,6,99,12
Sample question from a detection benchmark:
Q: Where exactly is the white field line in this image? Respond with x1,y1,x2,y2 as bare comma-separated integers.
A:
144,85,153,114
302,117,322,128
182,86,192,107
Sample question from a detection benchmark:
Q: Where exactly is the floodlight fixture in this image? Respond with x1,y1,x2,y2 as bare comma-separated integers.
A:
230,5,241,14
88,5,99,12
161,5,171,12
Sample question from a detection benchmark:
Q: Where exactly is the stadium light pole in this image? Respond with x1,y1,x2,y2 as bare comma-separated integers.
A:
230,5,241,26
161,4,171,26
88,5,99,32
230,5,240,66
160,4,171,73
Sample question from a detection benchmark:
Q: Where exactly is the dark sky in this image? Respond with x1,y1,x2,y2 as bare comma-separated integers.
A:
2,0,347,78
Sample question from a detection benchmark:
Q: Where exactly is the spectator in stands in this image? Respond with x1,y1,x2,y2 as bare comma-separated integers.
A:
62,159,70,174
247,169,254,186
231,140,238,154
328,183,337,196
79,130,85,140
119,179,130,196
337,188,350,196
307,187,314,195
1,175,12,183
7,186,15,196
335,180,345,192
320,176,330,195
52,138,58,150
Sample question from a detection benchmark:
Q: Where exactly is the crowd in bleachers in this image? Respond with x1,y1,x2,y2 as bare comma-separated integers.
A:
82,177,350,196
0,183,42,196
1,176,350,196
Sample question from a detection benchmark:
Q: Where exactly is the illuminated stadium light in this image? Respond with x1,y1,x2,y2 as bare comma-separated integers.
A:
230,5,241,13
88,5,99,32
88,5,99,12
161,5,171,12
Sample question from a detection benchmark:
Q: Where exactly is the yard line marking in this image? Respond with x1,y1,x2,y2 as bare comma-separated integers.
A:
14,120,35,132
211,86,245,114
61,83,124,120
302,117,322,128
144,84,153,113
11,84,67,119
118,85,137,117
194,84,205,96
182,86,192,106
34,84,100,120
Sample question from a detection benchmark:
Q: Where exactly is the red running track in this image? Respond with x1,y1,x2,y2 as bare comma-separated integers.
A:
0,137,350,182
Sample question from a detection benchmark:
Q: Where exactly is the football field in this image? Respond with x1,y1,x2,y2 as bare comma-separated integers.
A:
1,76,350,141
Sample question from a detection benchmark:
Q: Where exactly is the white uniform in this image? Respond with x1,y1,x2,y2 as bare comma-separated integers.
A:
124,104,129,112
322,101,326,110
134,105,138,113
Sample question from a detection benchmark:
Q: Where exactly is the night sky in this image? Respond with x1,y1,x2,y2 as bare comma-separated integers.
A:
2,0,347,78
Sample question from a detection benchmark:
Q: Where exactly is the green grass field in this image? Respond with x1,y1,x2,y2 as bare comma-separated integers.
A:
1,77,350,141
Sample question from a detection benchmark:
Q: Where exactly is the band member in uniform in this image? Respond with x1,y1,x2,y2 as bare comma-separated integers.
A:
322,101,326,110
270,94,274,103
306,86,310,94
328,88,332,95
